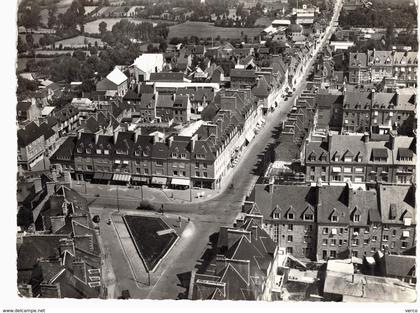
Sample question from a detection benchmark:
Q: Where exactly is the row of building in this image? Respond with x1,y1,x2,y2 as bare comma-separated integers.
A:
246,181,415,262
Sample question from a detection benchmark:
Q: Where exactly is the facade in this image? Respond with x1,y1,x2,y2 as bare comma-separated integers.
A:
247,182,416,262
304,133,416,185
348,50,418,87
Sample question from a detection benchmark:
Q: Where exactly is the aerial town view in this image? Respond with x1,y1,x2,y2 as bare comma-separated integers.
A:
13,0,417,305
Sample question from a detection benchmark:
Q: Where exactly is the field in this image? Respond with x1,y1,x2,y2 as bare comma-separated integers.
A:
168,21,264,40
84,18,176,33
123,215,178,272
54,35,104,48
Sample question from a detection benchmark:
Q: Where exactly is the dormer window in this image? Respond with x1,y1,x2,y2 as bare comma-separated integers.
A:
143,151,149,157
353,214,360,223
334,154,340,162
96,149,102,154
171,153,177,158
86,148,92,154
135,150,140,156
331,215,338,222
344,156,352,162
304,213,313,221
180,153,186,159
287,213,294,220
77,147,83,153
273,213,280,219
104,149,109,155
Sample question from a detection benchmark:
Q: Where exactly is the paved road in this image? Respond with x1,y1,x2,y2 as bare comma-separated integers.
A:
90,0,343,299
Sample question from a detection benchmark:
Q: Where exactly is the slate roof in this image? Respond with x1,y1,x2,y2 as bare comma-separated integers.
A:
149,72,185,82
38,123,56,140
253,184,317,221
17,122,44,148
251,76,271,98
349,189,378,226
230,69,256,79
378,185,416,225
317,185,350,224
383,254,416,278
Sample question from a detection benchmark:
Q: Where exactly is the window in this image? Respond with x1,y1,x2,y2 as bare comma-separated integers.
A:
339,228,344,235
86,165,93,171
156,161,163,166
343,167,352,173
352,251,358,257
288,224,293,231
203,163,207,169
195,162,199,168
304,236,311,243
203,172,208,177
96,149,102,154
383,235,389,242
355,167,364,173
180,153,186,159
287,235,293,242
323,227,328,235
331,239,336,246
391,242,396,249
339,239,343,246
330,250,336,258
196,171,200,177
273,225,279,242
402,241,408,248
287,213,294,220
322,239,328,246
331,215,338,222
353,214,360,223
372,236,377,242
286,247,293,254
392,229,397,236
171,153,177,158
384,225,389,230
304,214,313,221
174,170,178,176
352,239,359,246
364,239,369,245
273,213,280,219
144,168,149,174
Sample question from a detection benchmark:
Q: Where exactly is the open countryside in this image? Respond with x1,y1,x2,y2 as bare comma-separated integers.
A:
168,21,264,40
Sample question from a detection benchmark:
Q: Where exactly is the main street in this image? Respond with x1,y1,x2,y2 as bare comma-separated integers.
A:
89,0,343,299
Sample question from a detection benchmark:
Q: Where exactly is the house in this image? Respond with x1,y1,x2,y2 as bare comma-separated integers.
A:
96,67,128,97
17,185,103,298
189,214,284,300
17,101,32,123
17,122,45,171
131,54,164,82
230,69,256,89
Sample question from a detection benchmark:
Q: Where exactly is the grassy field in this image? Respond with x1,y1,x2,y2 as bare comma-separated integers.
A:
84,17,176,33
123,215,178,272
54,35,104,47
168,21,264,40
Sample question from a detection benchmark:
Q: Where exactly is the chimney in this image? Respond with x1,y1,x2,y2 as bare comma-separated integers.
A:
389,131,396,150
251,225,258,240
327,131,332,152
134,128,141,143
190,135,196,152
215,255,227,275
95,133,99,144
113,131,118,144
46,182,56,195
395,89,400,106
268,176,275,193
363,132,370,143
168,136,174,147
58,238,75,255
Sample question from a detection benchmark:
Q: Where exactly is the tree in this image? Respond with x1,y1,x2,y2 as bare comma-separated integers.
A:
20,2,41,29
138,200,155,211
17,36,28,53
99,21,108,36
47,7,57,28
25,33,34,49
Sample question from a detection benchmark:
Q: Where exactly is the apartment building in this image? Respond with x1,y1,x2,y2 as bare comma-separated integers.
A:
304,133,416,185
247,182,416,262
348,50,418,87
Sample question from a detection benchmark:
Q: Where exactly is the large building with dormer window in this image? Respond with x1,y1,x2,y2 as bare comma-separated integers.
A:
304,132,416,185
348,50,418,87
246,182,416,262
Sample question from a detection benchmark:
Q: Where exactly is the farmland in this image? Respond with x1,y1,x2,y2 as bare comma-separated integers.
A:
84,18,176,34
53,35,104,48
168,21,264,40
